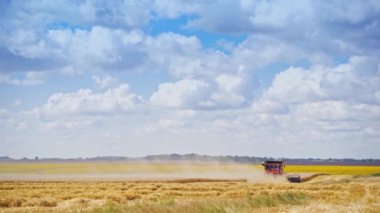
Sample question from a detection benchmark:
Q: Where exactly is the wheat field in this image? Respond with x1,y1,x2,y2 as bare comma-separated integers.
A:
0,162,379,212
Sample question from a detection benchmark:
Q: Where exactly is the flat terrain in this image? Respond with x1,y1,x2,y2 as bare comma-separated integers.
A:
0,162,378,181
0,162,281,182
0,162,379,212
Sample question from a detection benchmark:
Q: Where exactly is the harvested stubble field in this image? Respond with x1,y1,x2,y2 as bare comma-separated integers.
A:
0,162,379,212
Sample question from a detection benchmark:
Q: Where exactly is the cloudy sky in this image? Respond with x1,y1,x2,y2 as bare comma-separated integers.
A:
0,0,379,159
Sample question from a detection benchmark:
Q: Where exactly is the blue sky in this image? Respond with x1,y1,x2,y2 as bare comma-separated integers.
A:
0,0,379,159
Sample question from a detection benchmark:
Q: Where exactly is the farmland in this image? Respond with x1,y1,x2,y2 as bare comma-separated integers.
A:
0,162,379,212
285,165,380,175
0,162,378,175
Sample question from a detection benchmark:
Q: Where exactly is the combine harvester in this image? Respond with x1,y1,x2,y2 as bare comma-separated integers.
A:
261,160,301,183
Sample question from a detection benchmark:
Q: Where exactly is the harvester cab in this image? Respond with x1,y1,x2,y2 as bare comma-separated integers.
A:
261,160,284,175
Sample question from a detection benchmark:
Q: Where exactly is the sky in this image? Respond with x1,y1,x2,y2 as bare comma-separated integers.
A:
0,0,379,159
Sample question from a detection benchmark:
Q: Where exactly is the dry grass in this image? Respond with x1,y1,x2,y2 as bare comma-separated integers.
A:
0,175,379,212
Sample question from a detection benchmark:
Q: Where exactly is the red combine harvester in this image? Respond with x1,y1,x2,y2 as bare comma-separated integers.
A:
261,160,284,175
261,160,301,183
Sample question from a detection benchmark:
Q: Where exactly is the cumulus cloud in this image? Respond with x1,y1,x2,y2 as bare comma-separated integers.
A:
211,73,258,108
0,1,151,73
293,101,380,123
185,0,380,56
0,26,148,74
40,27,147,74
150,72,258,110
1,1,380,158
144,32,241,78
251,100,289,115
246,56,380,146
38,84,142,115
263,56,380,105
2,25,242,79
150,78,211,108
1,0,380,76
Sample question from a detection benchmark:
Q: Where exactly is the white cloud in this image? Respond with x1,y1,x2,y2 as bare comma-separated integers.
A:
1,0,380,76
265,66,324,104
0,0,154,73
47,27,147,72
39,116,98,130
39,84,142,115
145,33,215,78
210,92,245,108
216,74,244,93
1,1,380,158
92,74,120,89
211,73,256,108
184,0,380,57
240,55,380,155
1,26,149,75
150,72,258,110
293,101,380,123
251,100,289,115
150,78,211,108
263,56,380,105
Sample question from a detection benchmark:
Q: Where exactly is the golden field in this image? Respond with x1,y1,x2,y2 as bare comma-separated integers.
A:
0,162,379,212
1,162,379,175
1,176,379,212
1,162,257,174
